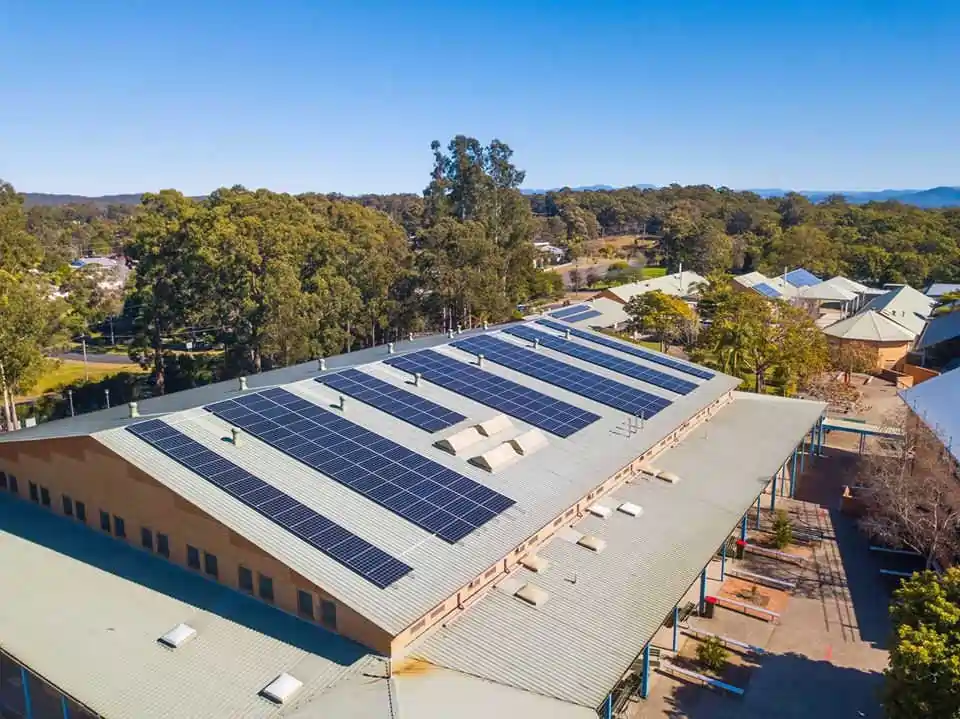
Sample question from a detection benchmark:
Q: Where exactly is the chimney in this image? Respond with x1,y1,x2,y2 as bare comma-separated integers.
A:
478,354,485,368
231,428,242,447
414,372,422,387
318,357,326,371
388,342,395,354
239,376,248,391
128,401,139,418
338,395,346,411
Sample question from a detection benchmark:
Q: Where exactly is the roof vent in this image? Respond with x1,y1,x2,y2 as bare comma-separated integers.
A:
435,426,484,455
514,583,550,607
509,428,548,456
642,465,662,478
587,503,612,519
476,415,513,437
470,442,519,473
260,673,303,705
577,535,607,553
239,376,248,391
388,342,395,354
231,428,242,447
617,502,643,517
158,623,197,649
659,471,682,484
128,401,139,419
318,356,326,371
520,554,551,573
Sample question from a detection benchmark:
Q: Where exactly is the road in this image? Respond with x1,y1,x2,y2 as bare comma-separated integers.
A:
52,351,134,365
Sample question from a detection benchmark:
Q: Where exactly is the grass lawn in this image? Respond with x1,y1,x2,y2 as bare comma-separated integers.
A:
641,266,667,278
20,359,146,399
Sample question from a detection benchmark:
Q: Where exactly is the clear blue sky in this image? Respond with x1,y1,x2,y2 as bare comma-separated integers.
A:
2,0,958,195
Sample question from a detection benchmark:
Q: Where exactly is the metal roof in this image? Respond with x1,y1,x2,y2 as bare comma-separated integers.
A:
414,392,825,708
567,297,629,328
821,275,873,295
925,283,960,299
861,285,936,336
797,283,857,303
732,271,767,288
822,310,916,342
85,323,739,634
917,310,960,350
900,369,960,465
604,271,706,303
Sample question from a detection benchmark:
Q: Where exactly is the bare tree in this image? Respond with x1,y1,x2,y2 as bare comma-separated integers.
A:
858,408,960,569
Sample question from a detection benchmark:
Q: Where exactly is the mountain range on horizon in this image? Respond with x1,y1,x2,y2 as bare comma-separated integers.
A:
20,185,960,209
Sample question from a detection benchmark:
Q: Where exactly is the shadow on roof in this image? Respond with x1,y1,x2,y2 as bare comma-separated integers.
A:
0,494,374,665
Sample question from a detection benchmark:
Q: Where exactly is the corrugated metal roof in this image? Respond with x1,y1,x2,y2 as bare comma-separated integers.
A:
822,310,916,342
90,323,739,634
822,276,872,295
567,297,629,328
605,272,706,302
732,271,767,288
900,369,960,464
925,283,960,299
917,310,960,350
861,285,936,336
797,283,856,302
414,392,825,708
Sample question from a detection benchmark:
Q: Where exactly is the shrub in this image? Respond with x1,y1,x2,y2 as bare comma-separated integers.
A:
773,509,793,550
696,636,729,674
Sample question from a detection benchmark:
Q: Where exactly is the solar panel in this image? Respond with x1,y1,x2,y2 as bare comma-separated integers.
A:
452,335,672,418
126,419,411,588
549,305,589,319
753,282,782,298
385,350,599,438
562,309,603,323
318,368,466,432
503,325,697,394
784,268,821,288
205,388,514,544
536,318,714,380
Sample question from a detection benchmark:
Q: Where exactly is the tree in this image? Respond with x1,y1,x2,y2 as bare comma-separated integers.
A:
829,340,877,378
0,180,42,272
696,636,729,674
624,291,695,351
772,509,793,550
884,568,960,719
858,409,960,570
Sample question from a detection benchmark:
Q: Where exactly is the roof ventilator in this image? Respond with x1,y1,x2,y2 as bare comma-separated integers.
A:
659,470,682,484
435,426,485,455
317,357,326,371
337,395,346,411
470,442,518,472
158,623,197,649
231,428,242,447
508,428,548,456
238,376,248,391
260,673,303,705
477,353,485,368
413,372,422,387
514,583,550,607
476,414,513,437
388,342,395,354
577,535,607,553
587,503,612,519
617,501,643,517
520,554,551,573
642,465,662,479
128,401,139,419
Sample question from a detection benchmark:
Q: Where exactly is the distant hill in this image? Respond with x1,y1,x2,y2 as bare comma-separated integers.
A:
23,193,145,207
520,184,655,195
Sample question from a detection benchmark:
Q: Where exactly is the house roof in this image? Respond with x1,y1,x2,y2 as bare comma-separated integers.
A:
797,283,857,302
732,271,767,288
917,309,960,350
822,310,916,342
603,271,706,303
783,268,821,288
821,276,873,295
925,283,960,299
564,297,629,328
861,285,936,336
900,369,960,465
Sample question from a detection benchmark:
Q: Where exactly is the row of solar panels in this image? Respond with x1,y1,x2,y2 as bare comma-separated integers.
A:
548,304,603,323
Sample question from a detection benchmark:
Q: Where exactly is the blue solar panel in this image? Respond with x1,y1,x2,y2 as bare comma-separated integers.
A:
205,389,513,543
318,368,466,432
535,318,715,380
126,419,411,588
503,325,697,395
562,309,603,323
784,268,821,288
549,305,590,319
452,335,671,418
753,282,782,298
385,350,599,437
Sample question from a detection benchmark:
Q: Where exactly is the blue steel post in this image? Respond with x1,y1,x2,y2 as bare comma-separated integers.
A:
770,474,777,511
800,434,806,472
61,696,69,719
755,495,761,529
740,514,747,542
818,417,825,456
604,694,613,718
672,606,680,651
720,539,727,580
791,448,798,498
21,667,33,719
699,568,708,614
641,643,651,698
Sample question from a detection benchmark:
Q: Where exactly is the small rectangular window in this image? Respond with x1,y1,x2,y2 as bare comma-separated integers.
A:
156,533,169,558
297,590,314,618
8,476,17,495
62,495,74,517
238,566,253,593
99,511,111,532
0,471,6,490
29,482,39,502
320,600,337,630
40,487,51,507
258,574,274,602
141,527,153,551
187,545,201,570
76,501,86,522
113,516,126,539
204,552,218,578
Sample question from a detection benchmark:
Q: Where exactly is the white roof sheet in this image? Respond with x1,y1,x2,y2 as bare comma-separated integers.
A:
822,310,916,342
861,285,936,336
917,310,960,350
901,369,960,465
797,283,857,302
604,271,706,302
926,283,960,298
732,271,767,288
822,275,873,295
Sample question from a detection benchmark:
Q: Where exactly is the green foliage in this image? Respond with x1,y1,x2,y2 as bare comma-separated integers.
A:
885,568,960,719
623,291,694,350
696,636,729,674
772,509,793,549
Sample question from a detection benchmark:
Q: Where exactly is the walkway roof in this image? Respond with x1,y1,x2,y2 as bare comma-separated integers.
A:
901,369,960,464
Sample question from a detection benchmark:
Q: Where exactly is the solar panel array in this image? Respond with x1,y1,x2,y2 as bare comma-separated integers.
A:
503,324,697,395
385,350,599,437
126,419,412,588
205,388,514,544
753,282,782,299
318,368,465,432
784,268,821,288
535,318,714,380
451,335,672,418
549,305,590,319
562,309,603,323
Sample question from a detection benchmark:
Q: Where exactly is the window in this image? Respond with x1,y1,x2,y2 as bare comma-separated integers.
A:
297,590,314,618
113,516,126,539
62,495,74,516
258,574,274,602
99,511,111,532
186,545,200,570
320,600,337,630
204,552,218,578
238,566,253,593
29,482,39,502
141,527,153,551
156,533,169,558
40,487,50,507
0,471,6,490
8,476,17,495
76,501,86,522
